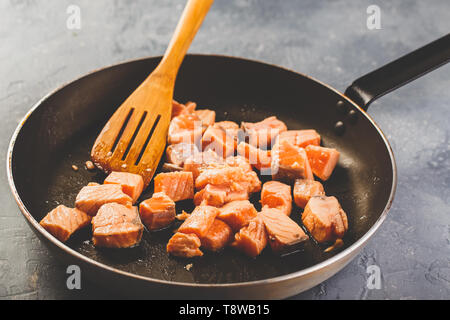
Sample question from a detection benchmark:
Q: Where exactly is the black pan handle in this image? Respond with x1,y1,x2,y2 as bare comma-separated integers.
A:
345,33,450,111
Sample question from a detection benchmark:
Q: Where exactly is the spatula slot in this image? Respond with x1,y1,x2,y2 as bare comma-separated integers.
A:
121,111,148,161
111,108,134,154
135,114,161,165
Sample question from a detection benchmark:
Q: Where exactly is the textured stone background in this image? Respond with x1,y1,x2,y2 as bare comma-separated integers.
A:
0,0,449,299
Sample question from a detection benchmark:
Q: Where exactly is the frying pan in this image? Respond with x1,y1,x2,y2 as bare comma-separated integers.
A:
7,34,450,299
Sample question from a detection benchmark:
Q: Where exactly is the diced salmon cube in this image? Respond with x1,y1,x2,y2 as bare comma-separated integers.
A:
201,126,236,158
168,113,203,145
260,181,292,216
226,189,251,203
139,192,176,230
92,203,140,229
91,203,144,248
167,232,203,258
260,208,309,252
194,184,228,207
302,196,348,243
214,121,240,140
194,166,239,190
191,157,256,205
93,223,144,248
171,100,196,119
293,179,325,208
241,116,287,149
194,184,251,207
200,219,233,252
271,139,313,182
195,109,216,127
195,166,261,195
305,145,340,181
40,205,91,242
177,205,220,238
237,141,271,172
104,171,144,204
75,184,132,216
231,216,268,258
166,142,199,167
153,171,194,202
276,130,320,149
217,200,258,232
225,155,253,173
242,170,262,194
183,150,224,179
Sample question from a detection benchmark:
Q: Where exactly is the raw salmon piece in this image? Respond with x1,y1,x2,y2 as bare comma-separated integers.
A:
241,116,287,149
183,150,224,179
193,184,228,207
40,205,91,242
260,181,292,216
260,208,309,252
302,196,348,243
293,179,325,208
75,184,132,216
305,145,340,181
271,139,313,183
276,130,321,149
242,169,261,194
195,109,216,127
217,200,258,232
92,203,140,228
104,171,144,204
195,166,261,194
194,184,251,207
225,155,253,173
153,171,194,202
139,192,176,230
201,125,236,158
171,100,196,118
177,205,220,238
166,142,199,167
93,223,143,248
167,232,203,258
168,113,203,145
193,162,258,207
200,219,233,252
225,189,251,203
231,216,267,258
92,203,144,248
237,141,271,173
214,121,240,140
194,166,242,190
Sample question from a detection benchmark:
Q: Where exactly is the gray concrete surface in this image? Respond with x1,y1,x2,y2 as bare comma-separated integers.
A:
0,0,449,299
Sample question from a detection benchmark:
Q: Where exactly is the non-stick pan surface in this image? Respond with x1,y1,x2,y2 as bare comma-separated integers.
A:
8,54,397,298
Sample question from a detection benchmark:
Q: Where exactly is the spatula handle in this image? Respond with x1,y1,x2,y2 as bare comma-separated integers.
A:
154,0,214,79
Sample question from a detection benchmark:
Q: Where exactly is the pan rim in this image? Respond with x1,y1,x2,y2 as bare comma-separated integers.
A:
6,53,397,290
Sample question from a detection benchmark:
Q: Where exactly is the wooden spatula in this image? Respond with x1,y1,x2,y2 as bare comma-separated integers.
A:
91,0,214,187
